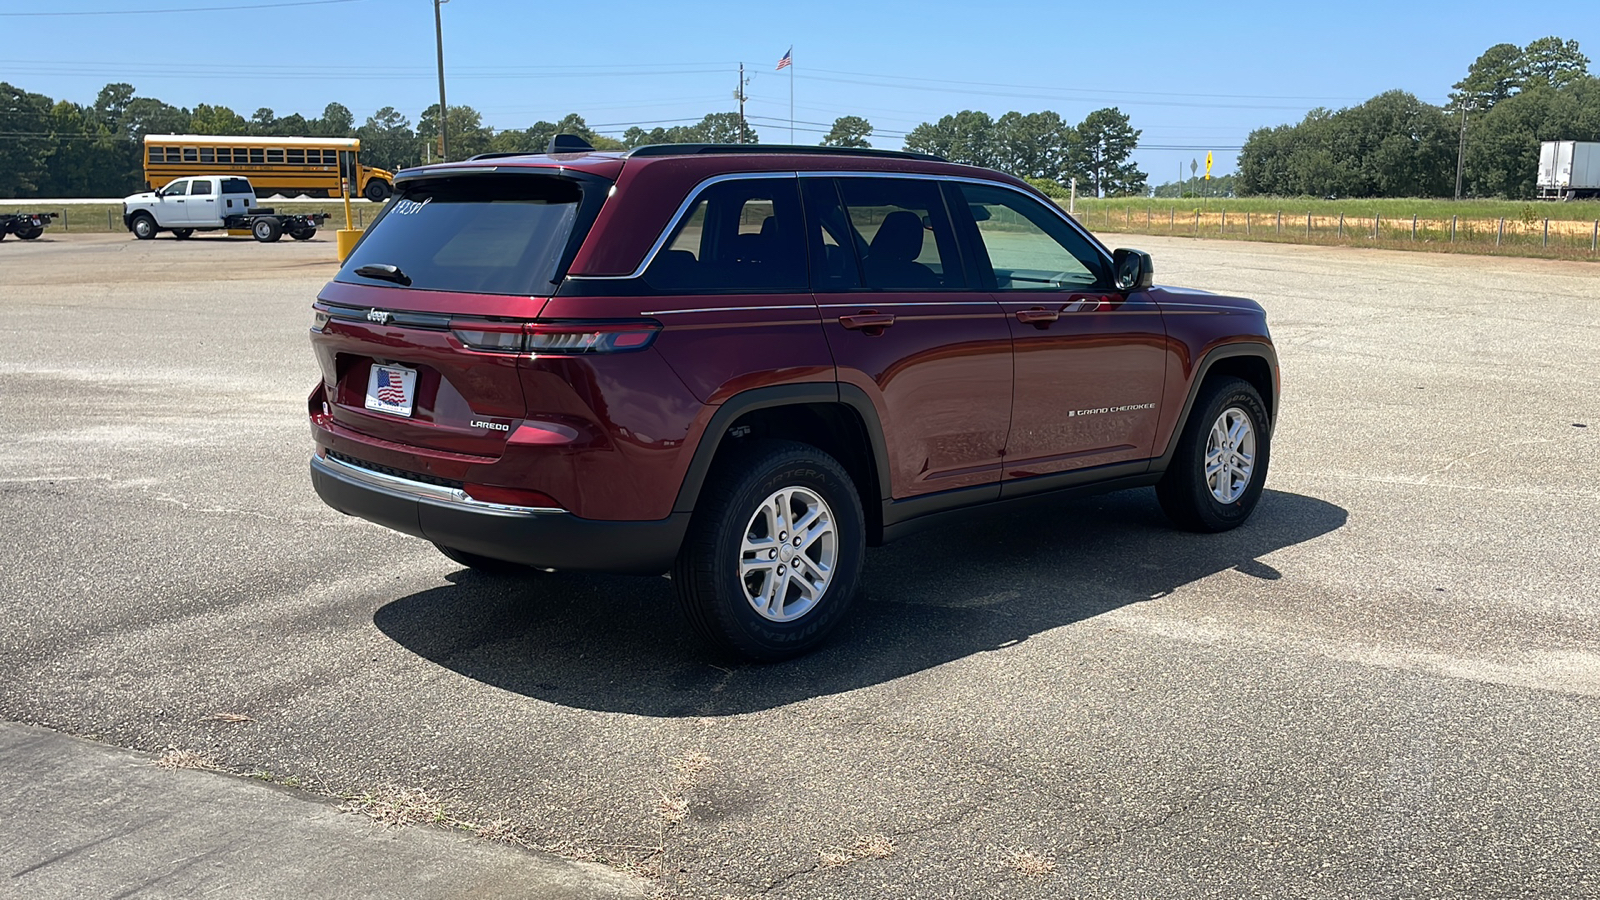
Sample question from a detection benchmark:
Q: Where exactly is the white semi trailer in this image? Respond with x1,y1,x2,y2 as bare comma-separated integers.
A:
1538,141,1600,200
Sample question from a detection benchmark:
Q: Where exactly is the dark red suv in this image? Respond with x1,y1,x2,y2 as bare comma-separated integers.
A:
309,139,1278,660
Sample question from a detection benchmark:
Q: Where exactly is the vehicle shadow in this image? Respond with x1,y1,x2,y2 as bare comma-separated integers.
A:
373,488,1346,716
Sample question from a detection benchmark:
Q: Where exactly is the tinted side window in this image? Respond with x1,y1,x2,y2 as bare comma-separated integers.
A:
190,179,212,195
162,179,188,197
799,178,861,291
956,184,1109,290
221,178,251,194
644,177,806,293
835,177,964,291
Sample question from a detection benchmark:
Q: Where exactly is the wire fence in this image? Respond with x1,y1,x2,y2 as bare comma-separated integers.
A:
1071,204,1600,259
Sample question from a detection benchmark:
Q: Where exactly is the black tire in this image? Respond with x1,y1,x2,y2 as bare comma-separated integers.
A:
1156,376,1271,533
363,179,391,202
16,226,43,240
434,543,537,576
131,214,158,240
172,228,193,240
252,218,283,243
289,226,316,241
672,440,865,662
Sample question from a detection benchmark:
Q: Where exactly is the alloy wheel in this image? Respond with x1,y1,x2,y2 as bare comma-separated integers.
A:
739,486,837,622
1205,406,1256,503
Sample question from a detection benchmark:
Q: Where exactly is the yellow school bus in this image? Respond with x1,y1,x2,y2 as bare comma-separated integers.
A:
142,134,395,201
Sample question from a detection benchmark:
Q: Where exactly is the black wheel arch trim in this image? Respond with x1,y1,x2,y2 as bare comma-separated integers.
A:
671,382,893,515
1155,340,1278,472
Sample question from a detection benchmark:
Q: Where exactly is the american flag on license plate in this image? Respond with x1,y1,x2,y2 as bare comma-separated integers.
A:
376,370,407,404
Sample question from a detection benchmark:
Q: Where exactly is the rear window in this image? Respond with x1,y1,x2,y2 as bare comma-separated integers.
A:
221,178,251,194
335,174,600,295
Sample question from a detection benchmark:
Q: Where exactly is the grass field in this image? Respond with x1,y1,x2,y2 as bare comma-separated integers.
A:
1064,197,1600,260
0,200,377,235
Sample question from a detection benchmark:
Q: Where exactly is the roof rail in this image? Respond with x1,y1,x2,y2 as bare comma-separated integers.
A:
465,151,533,161
625,143,946,162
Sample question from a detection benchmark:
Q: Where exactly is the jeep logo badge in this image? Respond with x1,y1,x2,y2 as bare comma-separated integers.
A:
366,309,391,324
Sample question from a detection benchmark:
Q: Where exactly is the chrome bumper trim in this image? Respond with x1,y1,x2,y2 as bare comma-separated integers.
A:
311,454,567,517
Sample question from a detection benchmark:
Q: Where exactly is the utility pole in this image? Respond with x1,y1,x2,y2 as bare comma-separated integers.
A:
1454,99,1471,201
735,62,748,144
433,0,449,162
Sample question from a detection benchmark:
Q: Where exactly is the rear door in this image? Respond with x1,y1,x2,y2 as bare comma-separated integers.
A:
186,178,218,225
805,175,1012,500
950,182,1167,491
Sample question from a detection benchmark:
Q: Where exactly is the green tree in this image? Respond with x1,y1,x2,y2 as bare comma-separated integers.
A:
312,102,354,137
1451,43,1524,110
249,107,277,134
1070,107,1145,197
93,82,136,129
0,83,56,196
821,115,873,148
1465,77,1600,197
1519,36,1590,91
904,110,995,166
189,103,248,134
418,103,491,160
992,110,1072,180
357,106,416,171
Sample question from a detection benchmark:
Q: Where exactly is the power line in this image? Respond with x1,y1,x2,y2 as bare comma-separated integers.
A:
0,0,364,16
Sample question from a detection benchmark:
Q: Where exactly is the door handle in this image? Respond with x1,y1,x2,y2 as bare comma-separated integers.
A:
839,312,896,332
1015,307,1059,328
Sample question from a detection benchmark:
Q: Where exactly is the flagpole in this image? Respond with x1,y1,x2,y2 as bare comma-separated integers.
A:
789,54,795,143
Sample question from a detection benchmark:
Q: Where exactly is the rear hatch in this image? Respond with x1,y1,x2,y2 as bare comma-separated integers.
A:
311,168,611,458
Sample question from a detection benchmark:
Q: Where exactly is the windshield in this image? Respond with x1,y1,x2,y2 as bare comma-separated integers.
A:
335,173,604,295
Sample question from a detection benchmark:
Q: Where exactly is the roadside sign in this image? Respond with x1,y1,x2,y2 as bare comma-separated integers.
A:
1205,152,1213,180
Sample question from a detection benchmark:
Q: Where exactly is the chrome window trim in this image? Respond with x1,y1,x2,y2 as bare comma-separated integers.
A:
312,453,567,516
566,170,1112,284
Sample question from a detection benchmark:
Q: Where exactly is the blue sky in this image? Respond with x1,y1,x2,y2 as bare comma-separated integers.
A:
3,0,1593,181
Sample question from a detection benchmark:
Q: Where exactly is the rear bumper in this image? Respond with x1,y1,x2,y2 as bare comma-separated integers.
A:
310,454,689,575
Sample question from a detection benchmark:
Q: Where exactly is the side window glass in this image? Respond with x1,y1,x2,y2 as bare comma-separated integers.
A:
799,178,861,291
958,184,1109,290
836,177,964,291
644,178,806,293
200,147,215,163
266,148,285,164
190,179,212,196
162,180,188,197
147,146,162,163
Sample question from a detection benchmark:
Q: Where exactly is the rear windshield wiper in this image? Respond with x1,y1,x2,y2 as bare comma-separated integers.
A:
354,263,411,286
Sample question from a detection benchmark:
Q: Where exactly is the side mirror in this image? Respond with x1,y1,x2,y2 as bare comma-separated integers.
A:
1113,248,1154,292
152,189,163,198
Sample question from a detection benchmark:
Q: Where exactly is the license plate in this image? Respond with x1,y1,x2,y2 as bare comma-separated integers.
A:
365,363,417,417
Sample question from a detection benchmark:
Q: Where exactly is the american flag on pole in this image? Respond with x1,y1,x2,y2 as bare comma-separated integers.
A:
376,369,407,404
776,47,792,70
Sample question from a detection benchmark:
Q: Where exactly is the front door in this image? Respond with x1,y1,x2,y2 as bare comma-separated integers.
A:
157,178,190,227
950,182,1167,490
804,175,1013,501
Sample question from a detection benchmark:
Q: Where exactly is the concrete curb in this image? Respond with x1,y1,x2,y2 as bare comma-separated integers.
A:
0,722,647,899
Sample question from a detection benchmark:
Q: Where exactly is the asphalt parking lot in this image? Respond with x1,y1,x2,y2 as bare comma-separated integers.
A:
3,230,1598,898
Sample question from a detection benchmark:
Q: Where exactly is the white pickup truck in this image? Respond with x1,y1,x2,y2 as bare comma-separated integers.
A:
122,175,329,242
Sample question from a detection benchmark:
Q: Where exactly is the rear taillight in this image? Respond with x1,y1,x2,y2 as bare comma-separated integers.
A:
449,319,660,355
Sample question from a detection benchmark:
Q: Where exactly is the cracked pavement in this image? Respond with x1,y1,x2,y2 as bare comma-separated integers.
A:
2,232,1598,897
